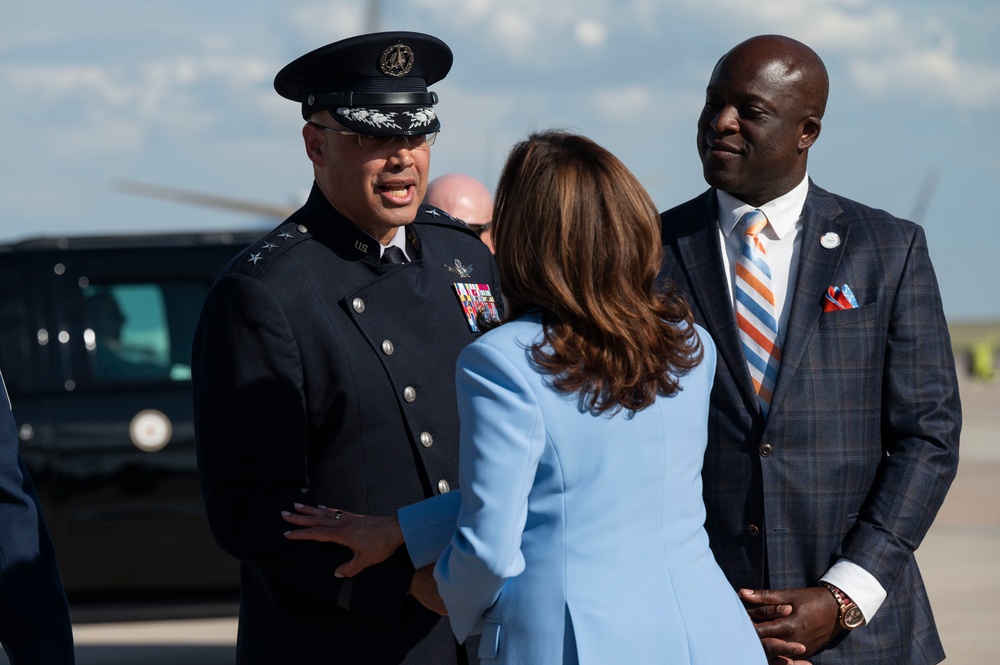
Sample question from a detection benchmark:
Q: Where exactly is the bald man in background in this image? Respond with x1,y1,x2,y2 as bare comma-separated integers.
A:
425,173,495,253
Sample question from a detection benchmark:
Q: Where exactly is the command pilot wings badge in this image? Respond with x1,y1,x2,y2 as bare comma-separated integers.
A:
447,259,473,278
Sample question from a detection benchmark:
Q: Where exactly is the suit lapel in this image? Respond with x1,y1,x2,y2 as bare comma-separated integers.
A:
769,183,848,415
674,192,760,409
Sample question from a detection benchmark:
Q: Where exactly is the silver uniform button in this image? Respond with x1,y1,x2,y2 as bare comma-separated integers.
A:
437,479,451,494
420,432,433,448
297,224,308,234
381,340,395,355
403,386,417,402
352,298,365,313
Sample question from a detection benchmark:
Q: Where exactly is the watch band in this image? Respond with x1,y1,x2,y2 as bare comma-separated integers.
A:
821,582,866,630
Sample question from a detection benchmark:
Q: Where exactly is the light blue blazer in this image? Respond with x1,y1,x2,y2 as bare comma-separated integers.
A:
400,312,766,664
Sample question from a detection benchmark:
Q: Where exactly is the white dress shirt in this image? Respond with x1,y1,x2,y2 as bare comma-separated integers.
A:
714,175,887,623
378,226,410,261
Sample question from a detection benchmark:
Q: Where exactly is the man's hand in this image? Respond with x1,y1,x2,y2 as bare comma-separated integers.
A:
409,564,447,616
740,586,839,660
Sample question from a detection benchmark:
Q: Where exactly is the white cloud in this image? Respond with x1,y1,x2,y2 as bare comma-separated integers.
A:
574,19,608,49
0,50,276,149
850,44,1000,109
407,0,645,62
493,9,539,54
288,1,366,43
592,84,654,121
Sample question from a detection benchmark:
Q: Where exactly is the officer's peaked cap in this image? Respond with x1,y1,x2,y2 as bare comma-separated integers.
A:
274,31,452,136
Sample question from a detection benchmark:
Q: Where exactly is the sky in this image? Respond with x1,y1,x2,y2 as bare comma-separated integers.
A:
1,0,997,321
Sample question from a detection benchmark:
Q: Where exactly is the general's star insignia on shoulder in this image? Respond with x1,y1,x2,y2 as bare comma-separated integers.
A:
447,259,472,278
453,283,499,333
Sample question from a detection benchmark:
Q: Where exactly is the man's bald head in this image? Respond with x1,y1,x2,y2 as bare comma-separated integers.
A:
425,173,495,251
721,35,829,119
425,173,493,225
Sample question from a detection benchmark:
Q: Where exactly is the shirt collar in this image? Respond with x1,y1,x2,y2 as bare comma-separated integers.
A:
717,174,810,240
379,227,410,260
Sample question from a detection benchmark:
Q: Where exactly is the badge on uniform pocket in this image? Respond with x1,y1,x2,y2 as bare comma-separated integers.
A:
453,283,499,332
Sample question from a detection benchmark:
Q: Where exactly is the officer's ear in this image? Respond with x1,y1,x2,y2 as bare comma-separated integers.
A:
303,123,327,167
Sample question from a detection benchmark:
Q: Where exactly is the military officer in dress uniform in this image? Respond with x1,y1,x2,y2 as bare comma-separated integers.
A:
192,32,501,664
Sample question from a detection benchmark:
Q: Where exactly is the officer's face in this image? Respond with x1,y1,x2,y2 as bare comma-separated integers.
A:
305,118,430,244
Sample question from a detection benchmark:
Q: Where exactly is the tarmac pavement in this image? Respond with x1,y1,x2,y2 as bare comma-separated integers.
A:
913,371,1000,663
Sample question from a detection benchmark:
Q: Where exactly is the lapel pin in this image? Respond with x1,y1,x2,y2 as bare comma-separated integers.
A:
820,232,840,249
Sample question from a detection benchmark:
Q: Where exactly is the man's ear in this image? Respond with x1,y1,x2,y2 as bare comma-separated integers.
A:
303,124,326,167
799,116,822,151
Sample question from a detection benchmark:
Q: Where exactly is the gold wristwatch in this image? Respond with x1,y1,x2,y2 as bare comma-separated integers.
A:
822,582,866,630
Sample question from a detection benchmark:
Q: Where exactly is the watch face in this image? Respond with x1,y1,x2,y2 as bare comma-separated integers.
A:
844,605,866,629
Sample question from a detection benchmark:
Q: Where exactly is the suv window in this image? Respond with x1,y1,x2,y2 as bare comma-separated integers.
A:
81,281,204,385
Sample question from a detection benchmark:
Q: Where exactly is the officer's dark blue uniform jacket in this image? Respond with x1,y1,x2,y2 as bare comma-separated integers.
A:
193,183,501,664
0,373,75,664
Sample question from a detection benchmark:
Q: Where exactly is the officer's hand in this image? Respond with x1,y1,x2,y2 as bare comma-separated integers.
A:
409,565,447,615
282,504,404,578
740,586,838,658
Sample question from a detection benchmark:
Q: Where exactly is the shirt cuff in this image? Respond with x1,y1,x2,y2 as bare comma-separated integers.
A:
820,558,887,623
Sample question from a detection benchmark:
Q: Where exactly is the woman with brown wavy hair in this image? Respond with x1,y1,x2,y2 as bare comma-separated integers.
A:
489,130,700,413
283,131,767,664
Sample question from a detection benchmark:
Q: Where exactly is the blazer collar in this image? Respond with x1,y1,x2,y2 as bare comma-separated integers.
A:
674,190,760,409
674,182,849,420
768,181,849,415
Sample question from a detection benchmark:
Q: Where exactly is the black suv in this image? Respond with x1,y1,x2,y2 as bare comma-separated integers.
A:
0,229,262,597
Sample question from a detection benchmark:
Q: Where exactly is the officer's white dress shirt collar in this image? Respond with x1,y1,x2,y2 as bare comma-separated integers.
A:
378,227,410,261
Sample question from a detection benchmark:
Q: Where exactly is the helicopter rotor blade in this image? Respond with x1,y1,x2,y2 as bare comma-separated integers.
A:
115,179,296,219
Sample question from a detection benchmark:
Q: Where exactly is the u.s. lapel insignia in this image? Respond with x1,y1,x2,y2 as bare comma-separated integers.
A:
447,259,473,278
452,283,500,333
354,239,369,254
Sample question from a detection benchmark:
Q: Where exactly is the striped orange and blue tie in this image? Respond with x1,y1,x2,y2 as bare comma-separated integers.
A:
735,209,782,416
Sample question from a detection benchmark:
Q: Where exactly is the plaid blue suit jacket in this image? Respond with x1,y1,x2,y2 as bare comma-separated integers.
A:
660,183,961,664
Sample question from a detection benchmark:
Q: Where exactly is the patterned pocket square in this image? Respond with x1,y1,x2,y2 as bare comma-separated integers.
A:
823,284,859,312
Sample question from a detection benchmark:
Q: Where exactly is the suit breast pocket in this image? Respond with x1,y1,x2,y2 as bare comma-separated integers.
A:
817,302,880,329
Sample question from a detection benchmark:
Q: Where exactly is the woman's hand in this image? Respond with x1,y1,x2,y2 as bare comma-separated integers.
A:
282,504,405,578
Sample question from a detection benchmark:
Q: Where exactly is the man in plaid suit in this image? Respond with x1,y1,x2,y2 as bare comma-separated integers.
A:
659,35,960,664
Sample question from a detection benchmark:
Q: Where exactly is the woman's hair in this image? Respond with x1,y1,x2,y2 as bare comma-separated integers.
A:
490,130,702,414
